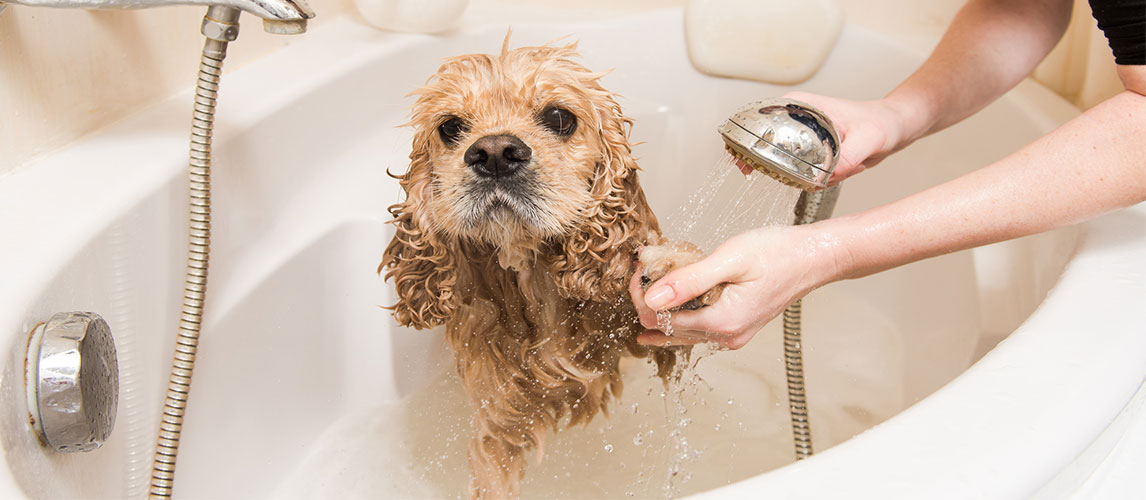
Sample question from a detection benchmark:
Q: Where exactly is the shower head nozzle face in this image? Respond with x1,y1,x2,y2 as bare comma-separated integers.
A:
718,98,840,191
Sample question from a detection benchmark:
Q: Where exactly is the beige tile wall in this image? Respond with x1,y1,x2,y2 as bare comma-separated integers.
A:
0,0,1121,177
0,0,349,176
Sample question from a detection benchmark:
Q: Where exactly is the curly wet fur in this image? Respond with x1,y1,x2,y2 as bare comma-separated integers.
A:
379,39,685,499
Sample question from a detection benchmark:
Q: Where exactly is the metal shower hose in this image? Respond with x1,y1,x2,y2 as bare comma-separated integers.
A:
149,6,239,497
784,189,831,461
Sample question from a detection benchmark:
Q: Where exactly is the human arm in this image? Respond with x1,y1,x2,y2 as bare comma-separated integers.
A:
736,0,1076,182
635,83,1146,348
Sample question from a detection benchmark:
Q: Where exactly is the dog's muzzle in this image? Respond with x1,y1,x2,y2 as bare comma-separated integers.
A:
457,134,554,231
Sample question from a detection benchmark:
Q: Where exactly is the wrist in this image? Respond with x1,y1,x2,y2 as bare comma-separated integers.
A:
791,222,852,290
880,88,938,151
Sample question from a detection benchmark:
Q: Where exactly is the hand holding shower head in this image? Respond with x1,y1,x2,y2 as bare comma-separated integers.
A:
718,98,843,461
718,98,840,192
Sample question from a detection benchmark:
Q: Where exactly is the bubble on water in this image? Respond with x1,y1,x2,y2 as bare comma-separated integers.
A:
604,444,614,453
633,435,644,446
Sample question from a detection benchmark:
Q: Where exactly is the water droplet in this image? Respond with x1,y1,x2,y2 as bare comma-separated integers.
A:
656,310,673,336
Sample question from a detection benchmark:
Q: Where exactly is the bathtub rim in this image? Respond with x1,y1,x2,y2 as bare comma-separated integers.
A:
690,206,1146,499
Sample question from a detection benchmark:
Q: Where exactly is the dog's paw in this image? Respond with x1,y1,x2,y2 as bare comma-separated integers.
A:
639,241,725,311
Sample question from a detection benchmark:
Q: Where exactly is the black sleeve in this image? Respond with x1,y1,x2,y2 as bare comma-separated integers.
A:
1088,0,1145,65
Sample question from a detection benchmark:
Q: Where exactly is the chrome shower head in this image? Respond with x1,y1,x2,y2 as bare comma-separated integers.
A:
718,98,840,191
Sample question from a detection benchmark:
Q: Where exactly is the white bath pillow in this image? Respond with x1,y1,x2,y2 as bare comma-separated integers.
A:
685,0,844,84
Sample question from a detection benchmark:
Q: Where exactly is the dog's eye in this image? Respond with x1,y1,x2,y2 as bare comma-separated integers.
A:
437,116,468,146
538,106,577,138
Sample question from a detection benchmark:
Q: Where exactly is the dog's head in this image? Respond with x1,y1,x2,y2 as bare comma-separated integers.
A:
381,39,660,328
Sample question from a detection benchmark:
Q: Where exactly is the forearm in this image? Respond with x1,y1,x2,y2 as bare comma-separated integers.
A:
821,90,1146,282
884,0,1073,146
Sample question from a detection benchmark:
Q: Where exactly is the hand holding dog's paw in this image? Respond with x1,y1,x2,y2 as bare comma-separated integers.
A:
638,241,725,311
630,227,843,350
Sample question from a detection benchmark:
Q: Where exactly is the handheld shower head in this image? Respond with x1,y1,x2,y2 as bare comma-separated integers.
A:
718,98,840,192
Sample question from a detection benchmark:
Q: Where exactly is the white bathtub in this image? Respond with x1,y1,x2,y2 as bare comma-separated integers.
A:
1,7,1143,499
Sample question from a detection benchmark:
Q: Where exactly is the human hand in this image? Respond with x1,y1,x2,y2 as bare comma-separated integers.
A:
734,92,916,186
630,225,845,349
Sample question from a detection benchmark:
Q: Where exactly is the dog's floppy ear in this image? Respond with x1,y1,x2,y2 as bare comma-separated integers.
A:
379,132,457,329
550,92,660,302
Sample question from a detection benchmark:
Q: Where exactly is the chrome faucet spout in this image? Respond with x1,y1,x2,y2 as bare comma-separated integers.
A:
0,0,314,29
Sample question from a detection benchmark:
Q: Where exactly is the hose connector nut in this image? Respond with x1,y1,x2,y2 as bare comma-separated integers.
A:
202,11,241,41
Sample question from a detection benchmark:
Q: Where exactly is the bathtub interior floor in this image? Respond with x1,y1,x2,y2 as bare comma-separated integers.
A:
271,286,906,499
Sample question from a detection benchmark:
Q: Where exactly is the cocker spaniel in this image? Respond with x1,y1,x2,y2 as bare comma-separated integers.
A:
379,37,720,499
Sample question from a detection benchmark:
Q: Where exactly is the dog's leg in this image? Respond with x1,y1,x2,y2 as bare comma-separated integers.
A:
467,428,529,500
456,347,553,500
639,241,725,310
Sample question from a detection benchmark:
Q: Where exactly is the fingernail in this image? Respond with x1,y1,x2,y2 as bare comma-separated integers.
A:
644,286,675,310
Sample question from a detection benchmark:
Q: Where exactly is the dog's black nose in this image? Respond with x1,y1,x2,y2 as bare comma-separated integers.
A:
465,135,532,178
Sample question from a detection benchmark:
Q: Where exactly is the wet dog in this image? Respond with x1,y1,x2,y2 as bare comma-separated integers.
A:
380,37,719,498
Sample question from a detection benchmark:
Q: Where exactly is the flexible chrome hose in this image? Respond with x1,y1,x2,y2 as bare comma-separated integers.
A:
782,187,837,460
782,298,813,459
149,7,239,498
